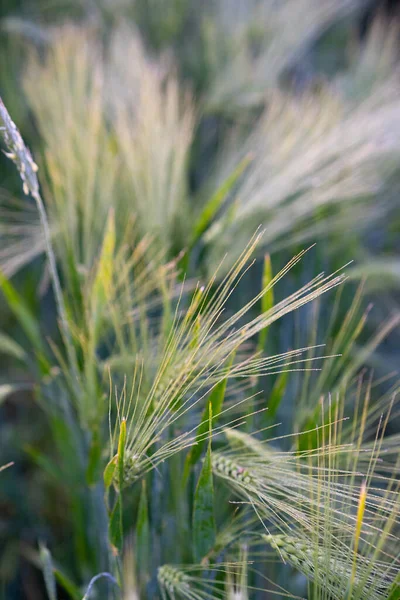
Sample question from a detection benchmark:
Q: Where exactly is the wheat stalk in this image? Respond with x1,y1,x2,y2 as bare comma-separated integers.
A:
0,97,78,380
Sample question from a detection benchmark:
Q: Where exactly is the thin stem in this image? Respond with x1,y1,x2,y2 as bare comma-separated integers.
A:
32,189,79,382
82,572,119,600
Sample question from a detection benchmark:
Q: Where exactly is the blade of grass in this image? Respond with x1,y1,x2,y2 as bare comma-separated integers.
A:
136,480,150,578
257,254,274,352
39,544,57,600
192,404,216,563
266,369,289,421
190,154,252,245
183,353,234,483
0,271,49,371
0,332,27,362
109,418,126,553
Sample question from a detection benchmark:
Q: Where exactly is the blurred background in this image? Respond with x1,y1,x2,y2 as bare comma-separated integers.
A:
1,0,400,598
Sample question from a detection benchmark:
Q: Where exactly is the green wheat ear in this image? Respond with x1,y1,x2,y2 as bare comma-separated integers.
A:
157,562,254,600
106,234,347,488
263,533,392,600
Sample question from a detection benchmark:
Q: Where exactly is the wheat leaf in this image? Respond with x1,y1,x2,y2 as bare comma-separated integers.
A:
192,404,216,562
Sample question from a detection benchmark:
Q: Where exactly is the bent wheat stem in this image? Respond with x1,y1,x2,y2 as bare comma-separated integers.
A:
0,96,79,382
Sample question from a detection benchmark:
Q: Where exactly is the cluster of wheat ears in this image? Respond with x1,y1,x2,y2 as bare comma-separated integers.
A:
0,12,399,600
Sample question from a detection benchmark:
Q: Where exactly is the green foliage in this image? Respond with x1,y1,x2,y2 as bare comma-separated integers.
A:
136,481,150,580
39,545,57,600
109,418,127,553
0,270,47,361
257,254,274,352
184,354,233,474
0,2,399,599
191,154,252,247
192,406,216,563
0,332,27,362
266,369,289,421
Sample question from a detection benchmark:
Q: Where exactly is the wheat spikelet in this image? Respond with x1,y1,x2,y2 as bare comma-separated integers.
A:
157,563,256,600
212,454,256,487
212,415,400,546
263,533,390,600
0,97,39,196
158,565,191,596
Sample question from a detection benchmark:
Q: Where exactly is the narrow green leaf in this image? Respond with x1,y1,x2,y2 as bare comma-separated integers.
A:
53,568,81,600
258,254,274,352
117,417,127,490
103,455,118,490
0,332,27,361
191,155,252,244
192,405,215,563
136,480,150,576
91,209,116,324
189,314,201,350
39,544,57,600
109,498,122,553
0,271,44,353
184,353,234,478
21,543,81,600
388,589,400,600
387,573,400,600
86,430,102,486
0,271,50,374
297,396,340,452
109,418,127,553
267,370,288,420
